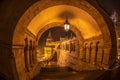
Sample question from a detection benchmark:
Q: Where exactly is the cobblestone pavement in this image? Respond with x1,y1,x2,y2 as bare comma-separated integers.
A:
32,66,105,80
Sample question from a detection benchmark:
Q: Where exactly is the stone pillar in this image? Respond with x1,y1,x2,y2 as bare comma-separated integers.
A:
96,42,103,65
116,22,120,60
34,43,38,63
31,41,34,67
102,47,111,68
101,48,104,64
84,43,87,61
32,42,35,65
76,40,79,57
24,38,29,72
29,40,32,68
31,43,34,67
94,42,99,65
79,47,83,60
86,44,89,63
81,44,86,61
27,46,30,71
91,43,96,64
89,42,93,63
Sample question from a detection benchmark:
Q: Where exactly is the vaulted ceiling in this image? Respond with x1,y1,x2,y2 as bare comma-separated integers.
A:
27,5,101,39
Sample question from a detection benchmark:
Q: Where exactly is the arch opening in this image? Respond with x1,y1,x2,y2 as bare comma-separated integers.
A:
37,26,78,62
13,0,116,68
12,0,117,80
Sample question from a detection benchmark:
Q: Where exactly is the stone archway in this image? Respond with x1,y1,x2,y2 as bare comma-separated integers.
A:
13,0,114,45
13,0,116,66
12,0,116,79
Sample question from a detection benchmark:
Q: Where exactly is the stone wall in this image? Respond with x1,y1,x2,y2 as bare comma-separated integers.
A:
12,29,40,80
0,43,19,80
12,45,26,80
80,36,111,69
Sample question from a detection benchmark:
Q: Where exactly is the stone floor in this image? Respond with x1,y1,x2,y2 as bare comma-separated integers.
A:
32,65,105,80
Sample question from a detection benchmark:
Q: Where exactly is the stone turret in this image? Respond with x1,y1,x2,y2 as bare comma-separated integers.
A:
46,31,53,45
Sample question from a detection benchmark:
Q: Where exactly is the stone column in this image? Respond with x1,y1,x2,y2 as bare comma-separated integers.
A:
29,40,32,68
79,47,83,60
102,46,111,68
86,44,89,63
34,43,38,64
94,42,99,65
89,42,93,63
24,38,29,72
91,42,96,64
96,42,103,65
31,43,34,67
83,43,87,61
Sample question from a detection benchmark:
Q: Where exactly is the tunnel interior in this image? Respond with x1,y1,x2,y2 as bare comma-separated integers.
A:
24,5,108,69
10,0,117,80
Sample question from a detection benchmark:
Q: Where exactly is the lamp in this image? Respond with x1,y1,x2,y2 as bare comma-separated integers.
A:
64,17,70,31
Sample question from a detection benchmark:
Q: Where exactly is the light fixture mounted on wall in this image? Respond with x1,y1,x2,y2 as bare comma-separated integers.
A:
64,16,70,31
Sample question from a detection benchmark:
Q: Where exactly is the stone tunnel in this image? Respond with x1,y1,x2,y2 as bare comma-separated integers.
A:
0,0,119,80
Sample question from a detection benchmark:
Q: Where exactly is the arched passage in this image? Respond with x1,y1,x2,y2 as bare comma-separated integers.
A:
12,0,116,80
13,0,112,44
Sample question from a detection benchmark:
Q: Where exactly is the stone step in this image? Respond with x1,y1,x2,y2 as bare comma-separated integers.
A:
40,66,72,72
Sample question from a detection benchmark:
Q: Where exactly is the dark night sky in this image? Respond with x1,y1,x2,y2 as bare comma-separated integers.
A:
98,0,120,16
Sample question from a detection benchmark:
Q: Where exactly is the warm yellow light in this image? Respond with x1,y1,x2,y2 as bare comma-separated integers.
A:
118,56,120,59
64,17,70,31
44,47,52,59
64,23,70,31
27,5,101,39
